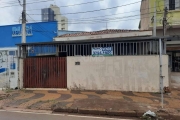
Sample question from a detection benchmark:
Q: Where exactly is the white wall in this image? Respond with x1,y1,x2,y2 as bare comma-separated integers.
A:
67,55,169,92
0,49,18,89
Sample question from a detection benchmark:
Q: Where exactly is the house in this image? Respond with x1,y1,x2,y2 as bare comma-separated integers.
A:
140,0,180,36
140,0,180,82
16,33,175,92
0,21,58,89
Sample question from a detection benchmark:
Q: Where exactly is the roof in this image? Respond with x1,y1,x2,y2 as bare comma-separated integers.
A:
16,36,175,46
58,29,149,38
0,47,17,51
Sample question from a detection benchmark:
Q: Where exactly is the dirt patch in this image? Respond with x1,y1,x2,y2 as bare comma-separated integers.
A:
70,90,81,94
24,90,34,93
71,99,149,111
87,95,100,99
149,93,170,98
123,96,133,101
48,91,58,94
29,101,48,109
6,93,45,107
95,91,107,95
8,93,20,99
55,94,71,101
121,92,135,96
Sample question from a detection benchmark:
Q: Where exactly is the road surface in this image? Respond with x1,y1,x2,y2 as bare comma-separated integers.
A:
0,110,137,120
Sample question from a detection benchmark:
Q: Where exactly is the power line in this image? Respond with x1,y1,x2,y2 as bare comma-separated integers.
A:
1,0,41,4
67,11,159,22
27,10,161,23
0,0,103,8
0,0,54,8
28,1,141,15
22,1,169,25
27,0,104,11
26,16,158,25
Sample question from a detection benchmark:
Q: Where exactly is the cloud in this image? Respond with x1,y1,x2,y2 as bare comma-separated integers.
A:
0,0,141,31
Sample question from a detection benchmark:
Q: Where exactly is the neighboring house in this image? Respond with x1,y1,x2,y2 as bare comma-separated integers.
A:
0,21,58,89
42,5,68,31
0,21,57,47
0,48,17,89
140,0,180,36
140,0,180,73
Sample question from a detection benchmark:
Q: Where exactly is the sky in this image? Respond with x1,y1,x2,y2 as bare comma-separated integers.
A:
0,0,141,31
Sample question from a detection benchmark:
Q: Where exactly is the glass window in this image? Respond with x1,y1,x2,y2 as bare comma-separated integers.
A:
169,0,175,10
9,51,15,56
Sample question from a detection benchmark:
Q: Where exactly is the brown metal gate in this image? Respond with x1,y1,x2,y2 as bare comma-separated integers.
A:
23,57,67,88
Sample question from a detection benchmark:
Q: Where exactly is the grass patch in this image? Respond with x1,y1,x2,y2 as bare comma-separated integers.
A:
5,89,13,93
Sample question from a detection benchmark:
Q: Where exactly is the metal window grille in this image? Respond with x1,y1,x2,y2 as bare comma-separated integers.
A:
18,41,162,58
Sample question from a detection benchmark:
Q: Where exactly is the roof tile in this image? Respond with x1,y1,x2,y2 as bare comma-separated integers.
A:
58,29,147,38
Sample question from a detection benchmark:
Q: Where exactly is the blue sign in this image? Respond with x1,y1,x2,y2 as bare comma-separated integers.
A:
0,68,6,73
10,63,16,70
12,26,33,37
92,47,113,56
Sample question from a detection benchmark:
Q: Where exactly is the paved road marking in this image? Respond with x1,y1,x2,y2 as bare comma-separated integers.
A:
0,110,134,120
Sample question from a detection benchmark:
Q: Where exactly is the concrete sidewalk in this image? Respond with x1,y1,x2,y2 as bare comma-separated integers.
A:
0,90,180,119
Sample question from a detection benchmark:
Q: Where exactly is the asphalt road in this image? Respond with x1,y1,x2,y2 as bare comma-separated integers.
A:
0,110,137,120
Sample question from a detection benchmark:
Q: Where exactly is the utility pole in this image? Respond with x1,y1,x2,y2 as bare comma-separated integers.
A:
163,7,168,36
18,0,26,89
159,6,168,109
22,0,26,43
153,2,156,36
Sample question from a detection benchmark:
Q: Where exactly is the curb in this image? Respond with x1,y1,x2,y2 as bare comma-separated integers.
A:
52,107,180,119
52,107,145,117
170,114,180,120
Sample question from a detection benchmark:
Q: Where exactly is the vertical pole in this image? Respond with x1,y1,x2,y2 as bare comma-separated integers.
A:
19,0,26,89
163,7,168,36
114,43,116,56
164,42,167,54
159,38,164,109
22,0,26,43
153,2,157,36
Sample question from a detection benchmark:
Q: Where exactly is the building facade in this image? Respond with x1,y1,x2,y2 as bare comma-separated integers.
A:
140,0,180,36
140,0,180,72
0,21,58,89
17,36,169,92
41,8,55,22
41,5,68,31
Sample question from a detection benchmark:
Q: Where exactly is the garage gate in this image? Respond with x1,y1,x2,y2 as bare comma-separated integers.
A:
23,57,67,88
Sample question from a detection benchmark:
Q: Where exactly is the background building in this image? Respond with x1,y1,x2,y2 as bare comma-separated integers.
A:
140,0,180,36
0,21,57,47
140,0,180,72
0,21,58,89
41,8,55,22
41,5,68,31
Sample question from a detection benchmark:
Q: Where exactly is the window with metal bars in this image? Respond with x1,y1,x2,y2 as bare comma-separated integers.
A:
169,0,175,10
22,41,161,58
